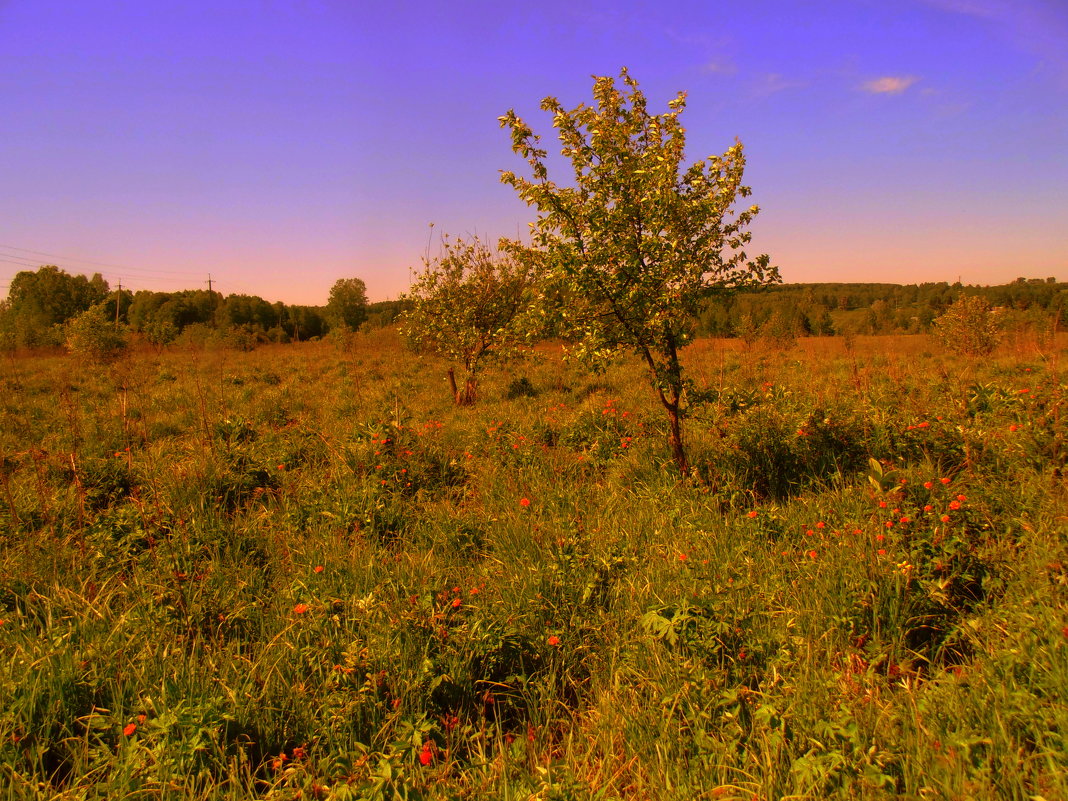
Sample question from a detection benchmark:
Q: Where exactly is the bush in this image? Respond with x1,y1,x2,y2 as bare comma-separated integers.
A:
65,303,128,363
933,295,1003,356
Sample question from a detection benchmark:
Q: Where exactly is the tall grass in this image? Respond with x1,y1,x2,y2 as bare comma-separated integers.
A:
0,331,1064,799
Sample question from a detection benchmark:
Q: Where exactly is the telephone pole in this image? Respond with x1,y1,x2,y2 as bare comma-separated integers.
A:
207,274,213,293
115,282,122,328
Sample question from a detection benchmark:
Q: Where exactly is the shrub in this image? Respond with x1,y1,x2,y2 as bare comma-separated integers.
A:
933,295,1003,356
65,303,129,363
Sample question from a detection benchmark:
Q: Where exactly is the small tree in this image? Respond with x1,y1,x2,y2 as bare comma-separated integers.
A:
400,235,537,405
933,294,1003,356
65,303,129,363
500,68,778,473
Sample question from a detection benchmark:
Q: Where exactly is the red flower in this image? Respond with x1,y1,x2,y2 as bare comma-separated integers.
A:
923,481,933,489
419,742,433,766
293,603,310,615
747,510,758,518
941,515,951,523
547,635,561,647
451,597,462,609
940,477,951,485
123,723,137,736
519,497,531,508
949,500,961,510
807,549,817,559
314,565,324,574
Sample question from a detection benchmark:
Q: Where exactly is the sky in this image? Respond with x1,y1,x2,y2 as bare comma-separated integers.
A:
1,0,1066,305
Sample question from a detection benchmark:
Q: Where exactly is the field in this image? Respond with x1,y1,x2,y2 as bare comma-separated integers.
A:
0,330,1065,800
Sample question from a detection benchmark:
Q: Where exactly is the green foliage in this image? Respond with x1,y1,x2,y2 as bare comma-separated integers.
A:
934,294,1004,356
400,235,538,405
327,277,370,331
500,68,778,471
64,302,129,363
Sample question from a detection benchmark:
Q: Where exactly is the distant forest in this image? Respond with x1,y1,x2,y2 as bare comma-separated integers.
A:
1,264,1064,353
694,277,1067,340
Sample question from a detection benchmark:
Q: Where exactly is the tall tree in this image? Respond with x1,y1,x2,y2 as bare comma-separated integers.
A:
499,68,778,474
326,277,369,331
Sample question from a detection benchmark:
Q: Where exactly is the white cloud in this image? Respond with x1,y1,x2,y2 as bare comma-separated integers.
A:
862,76,919,94
702,60,737,75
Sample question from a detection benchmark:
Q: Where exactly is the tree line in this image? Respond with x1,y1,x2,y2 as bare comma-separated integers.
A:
695,277,1067,340
0,266,406,352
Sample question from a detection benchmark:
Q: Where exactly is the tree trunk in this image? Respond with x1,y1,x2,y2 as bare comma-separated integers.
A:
664,401,689,476
447,368,477,405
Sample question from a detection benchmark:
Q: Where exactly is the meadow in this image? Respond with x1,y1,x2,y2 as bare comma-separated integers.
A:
0,329,1064,800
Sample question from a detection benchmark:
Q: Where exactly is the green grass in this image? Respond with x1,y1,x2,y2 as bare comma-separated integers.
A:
0,330,1065,799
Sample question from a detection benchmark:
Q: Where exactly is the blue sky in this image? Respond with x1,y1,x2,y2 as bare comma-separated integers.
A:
1,0,1065,304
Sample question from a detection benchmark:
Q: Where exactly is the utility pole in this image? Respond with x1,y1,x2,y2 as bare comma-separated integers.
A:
207,274,213,293
115,282,122,328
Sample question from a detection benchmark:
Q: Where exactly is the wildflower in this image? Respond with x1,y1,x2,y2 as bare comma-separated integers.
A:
807,549,817,559
899,516,910,524
878,501,887,508
1009,424,1020,432
678,552,688,561
519,497,531,508
924,505,933,512
277,464,285,471
314,565,324,574
293,603,310,615
941,515,951,523
940,477,951,485
123,723,137,736
451,597,462,609
924,481,933,489
877,549,886,556
956,494,967,502
875,534,885,543
816,521,826,529
949,500,961,510
747,510,758,518
419,742,433,766
547,635,561,646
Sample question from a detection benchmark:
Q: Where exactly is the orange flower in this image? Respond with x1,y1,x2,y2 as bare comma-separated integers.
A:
747,510,758,518
941,515,951,523
940,477,951,485
519,497,531,508
123,723,137,736
293,603,310,615
547,635,561,646
419,743,433,766
314,565,324,574
451,597,462,609
807,549,817,559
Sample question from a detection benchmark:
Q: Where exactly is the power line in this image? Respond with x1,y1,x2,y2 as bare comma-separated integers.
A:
0,244,203,278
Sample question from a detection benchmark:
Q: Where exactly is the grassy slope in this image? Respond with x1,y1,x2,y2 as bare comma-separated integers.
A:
0,330,1065,800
